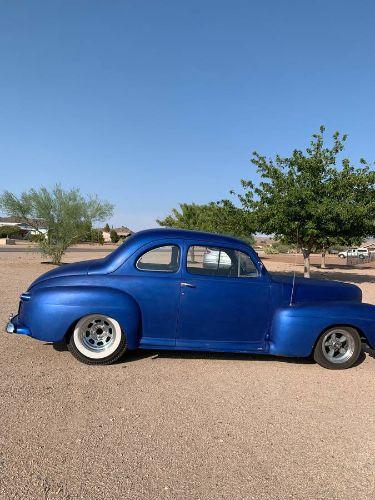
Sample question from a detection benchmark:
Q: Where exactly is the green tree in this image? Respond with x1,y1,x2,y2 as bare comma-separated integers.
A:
90,228,104,245
235,127,375,277
103,223,111,232
157,200,255,244
97,230,104,245
110,228,119,243
0,185,113,264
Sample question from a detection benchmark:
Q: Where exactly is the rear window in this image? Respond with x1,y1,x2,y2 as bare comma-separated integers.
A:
186,245,258,278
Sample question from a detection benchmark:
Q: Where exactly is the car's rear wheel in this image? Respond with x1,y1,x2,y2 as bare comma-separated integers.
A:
68,314,127,365
314,326,361,369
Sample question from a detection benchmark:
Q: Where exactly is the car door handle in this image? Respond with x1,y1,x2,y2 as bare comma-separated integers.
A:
181,282,196,288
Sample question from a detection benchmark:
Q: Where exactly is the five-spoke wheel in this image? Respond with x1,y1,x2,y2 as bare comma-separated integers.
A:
314,326,361,369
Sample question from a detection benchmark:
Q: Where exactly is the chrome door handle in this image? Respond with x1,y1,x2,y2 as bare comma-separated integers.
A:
181,282,196,288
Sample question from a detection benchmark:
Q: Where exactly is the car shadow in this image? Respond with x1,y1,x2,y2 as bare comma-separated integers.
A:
50,342,312,365
49,343,370,367
152,350,315,365
363,345,375,361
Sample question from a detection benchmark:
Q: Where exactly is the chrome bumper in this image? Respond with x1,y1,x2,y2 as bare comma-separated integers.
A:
6,320,15,333
5,314,30,336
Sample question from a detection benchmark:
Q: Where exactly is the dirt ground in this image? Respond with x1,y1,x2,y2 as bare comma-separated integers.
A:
1,249,375,499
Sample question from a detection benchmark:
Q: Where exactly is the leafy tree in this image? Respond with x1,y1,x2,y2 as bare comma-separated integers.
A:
0,185,113,264
157,200,255,244
235,127,375,277
110,229,119,243
103,223,111,232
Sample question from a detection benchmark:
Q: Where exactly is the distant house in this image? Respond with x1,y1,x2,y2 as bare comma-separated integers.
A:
102,226,133,243
0,216,48,237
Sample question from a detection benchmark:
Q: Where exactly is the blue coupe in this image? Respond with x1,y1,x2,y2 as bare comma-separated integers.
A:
6,229,375,368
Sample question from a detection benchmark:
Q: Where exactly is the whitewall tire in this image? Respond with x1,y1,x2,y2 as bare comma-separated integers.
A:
68,314,127,365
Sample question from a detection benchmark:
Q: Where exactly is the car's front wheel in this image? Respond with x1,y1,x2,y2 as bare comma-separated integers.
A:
314,326,361,369
68,314,127,365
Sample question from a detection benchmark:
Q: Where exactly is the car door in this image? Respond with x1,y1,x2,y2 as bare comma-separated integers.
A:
177,242,271,352
115,241,182,348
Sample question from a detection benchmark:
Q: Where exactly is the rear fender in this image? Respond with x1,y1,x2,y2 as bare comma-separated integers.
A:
20,286,141,348
269,302,375,357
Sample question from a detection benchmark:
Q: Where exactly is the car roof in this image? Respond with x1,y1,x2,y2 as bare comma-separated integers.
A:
89,228,256,275
132,228,249,247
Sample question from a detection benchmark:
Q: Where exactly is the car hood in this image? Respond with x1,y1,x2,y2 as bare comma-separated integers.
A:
271,274,362,305
28,259,104,290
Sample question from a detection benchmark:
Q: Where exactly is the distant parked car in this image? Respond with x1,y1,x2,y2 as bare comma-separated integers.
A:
203,248,232,269
338,248,369,259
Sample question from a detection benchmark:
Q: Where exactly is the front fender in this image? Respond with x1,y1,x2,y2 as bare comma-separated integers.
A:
269,302,375,357
19,286,141,348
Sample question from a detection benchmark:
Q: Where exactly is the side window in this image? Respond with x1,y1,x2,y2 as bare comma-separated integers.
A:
136,245,180,272
237,250,258,277
187,246,258,278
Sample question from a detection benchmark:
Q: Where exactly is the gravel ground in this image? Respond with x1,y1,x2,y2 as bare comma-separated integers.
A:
1,250,375,499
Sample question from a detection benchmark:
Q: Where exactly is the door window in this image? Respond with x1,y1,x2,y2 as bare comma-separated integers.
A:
136,245,180,272
187,246,258,277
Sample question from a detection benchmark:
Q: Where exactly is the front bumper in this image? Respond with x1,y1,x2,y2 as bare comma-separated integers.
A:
5,314,31,336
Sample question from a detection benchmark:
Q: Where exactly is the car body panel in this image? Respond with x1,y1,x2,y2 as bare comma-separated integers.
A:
6,228,375,359
269,302,375,357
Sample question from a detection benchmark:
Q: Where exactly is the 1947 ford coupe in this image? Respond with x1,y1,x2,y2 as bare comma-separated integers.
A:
6,229,375,369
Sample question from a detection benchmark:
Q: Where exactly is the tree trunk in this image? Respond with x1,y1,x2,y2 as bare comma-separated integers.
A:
321,249,327,269
302,248,310,278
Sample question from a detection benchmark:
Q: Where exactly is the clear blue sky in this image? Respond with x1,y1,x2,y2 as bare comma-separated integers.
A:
1,1,374,230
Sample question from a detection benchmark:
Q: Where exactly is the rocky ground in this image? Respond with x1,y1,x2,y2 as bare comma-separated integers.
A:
0,249,374,499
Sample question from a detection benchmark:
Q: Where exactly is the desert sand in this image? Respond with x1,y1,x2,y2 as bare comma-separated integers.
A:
0,249,374,499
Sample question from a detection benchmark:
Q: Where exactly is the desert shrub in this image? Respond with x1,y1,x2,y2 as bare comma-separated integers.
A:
264,243,293,254
263,246,279,254
0,185,113,263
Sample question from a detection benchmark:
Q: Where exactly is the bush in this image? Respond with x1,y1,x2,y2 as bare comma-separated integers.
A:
110,229,119,243
90,229,104,245
0,225,23,239
264,243,293,254
263,246,279,254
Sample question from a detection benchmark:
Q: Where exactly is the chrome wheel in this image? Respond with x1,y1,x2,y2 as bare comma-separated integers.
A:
322,328,356,364
73,315,122,360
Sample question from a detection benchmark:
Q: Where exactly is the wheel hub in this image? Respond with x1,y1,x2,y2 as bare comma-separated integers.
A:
81,317,115,352
322,329,355,364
